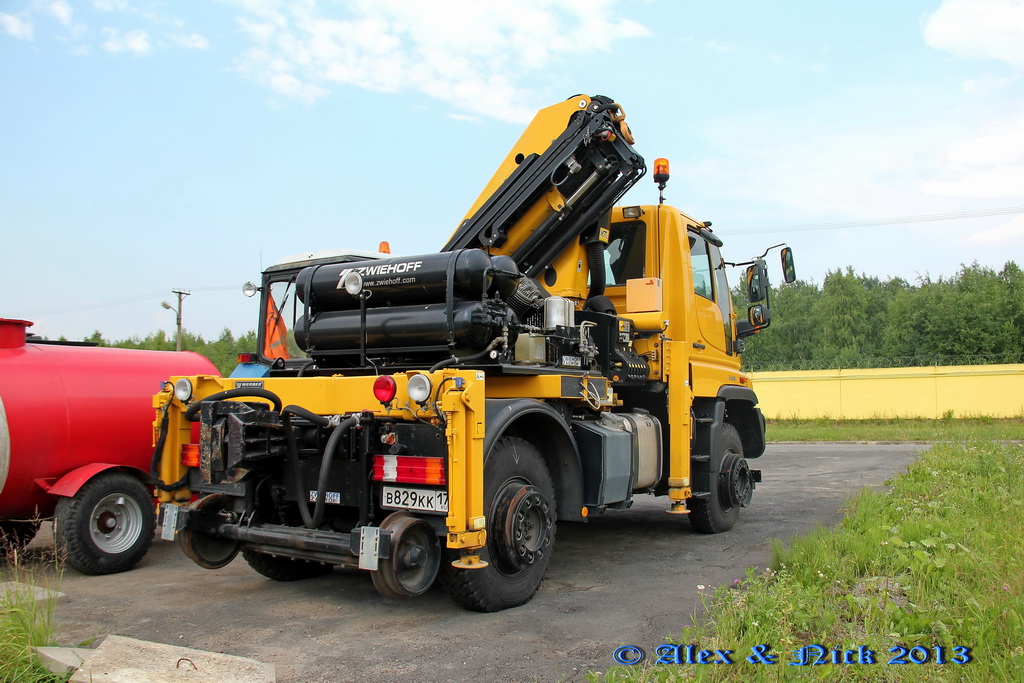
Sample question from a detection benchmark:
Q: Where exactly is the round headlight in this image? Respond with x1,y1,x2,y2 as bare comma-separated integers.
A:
242,281,259,298
407,373,433,404
173,378,194,402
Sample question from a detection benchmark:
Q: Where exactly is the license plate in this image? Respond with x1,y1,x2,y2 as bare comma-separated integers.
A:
381,486,449,513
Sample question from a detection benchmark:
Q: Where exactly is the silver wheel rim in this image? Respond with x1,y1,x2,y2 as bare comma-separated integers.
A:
90,493,144,554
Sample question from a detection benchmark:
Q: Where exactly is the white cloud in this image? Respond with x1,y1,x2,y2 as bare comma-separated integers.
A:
919,1,1024,202
224,0,650,120
967,214,1024,245
923,0,1024,67
169,32,209,50
36,0,73,26
102,27,151,55
91,0,128,10
0,12,34,40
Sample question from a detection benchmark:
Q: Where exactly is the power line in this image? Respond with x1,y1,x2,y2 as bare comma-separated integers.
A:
726,205,1024,235
22,285,240,316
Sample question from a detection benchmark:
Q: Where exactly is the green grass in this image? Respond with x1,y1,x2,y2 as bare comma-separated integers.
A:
596,440,1024,681
767,417,1022,443
0,548,66,683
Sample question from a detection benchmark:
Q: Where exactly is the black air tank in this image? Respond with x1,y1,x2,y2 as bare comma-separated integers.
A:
296,249,493,311
295,301,506,352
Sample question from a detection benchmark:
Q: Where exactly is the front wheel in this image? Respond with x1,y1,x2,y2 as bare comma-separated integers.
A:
688,424,751,534
54,472,155,575
440,437,556,612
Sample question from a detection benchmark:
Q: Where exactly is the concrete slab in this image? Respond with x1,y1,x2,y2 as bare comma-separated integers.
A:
34,646,95,674
68,635,275,682
0,580,66,604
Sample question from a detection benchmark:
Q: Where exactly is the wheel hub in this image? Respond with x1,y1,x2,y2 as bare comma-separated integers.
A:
493,483,553,572
719,453,753,509
96,511,118,534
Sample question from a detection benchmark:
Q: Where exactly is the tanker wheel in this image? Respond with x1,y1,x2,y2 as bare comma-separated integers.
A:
439,437,556,612
688,424,747,534
242,548,333,582
178,494,240,569
0,520,41,554
54,472,155,575
371,511,442,599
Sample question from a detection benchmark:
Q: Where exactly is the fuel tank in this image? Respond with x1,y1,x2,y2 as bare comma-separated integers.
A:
0,319,219,519
295,249,494,311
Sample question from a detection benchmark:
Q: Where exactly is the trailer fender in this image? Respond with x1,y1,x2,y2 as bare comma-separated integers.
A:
46,463,150,499
484,399,586,522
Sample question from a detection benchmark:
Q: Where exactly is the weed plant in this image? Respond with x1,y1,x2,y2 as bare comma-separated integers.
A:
598,441,1024,681
0,540,66,682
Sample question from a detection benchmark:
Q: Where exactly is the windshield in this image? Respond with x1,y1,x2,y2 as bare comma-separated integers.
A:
261,275,309,361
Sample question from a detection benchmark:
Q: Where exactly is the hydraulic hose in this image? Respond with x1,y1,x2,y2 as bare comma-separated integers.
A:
281,404,331,428
285,413,358,529
184,388,283,422
429,334,506,373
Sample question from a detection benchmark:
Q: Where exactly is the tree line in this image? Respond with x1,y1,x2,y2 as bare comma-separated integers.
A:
78,260,1023,375
83,328,256,375
737,261,1024,371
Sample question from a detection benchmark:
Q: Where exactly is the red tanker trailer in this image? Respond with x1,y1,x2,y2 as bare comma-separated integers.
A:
0,318,219,574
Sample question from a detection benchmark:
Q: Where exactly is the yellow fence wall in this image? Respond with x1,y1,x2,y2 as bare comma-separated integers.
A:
747,364,1024,419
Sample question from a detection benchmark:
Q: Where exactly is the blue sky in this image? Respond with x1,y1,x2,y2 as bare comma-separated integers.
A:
2,0,1023,341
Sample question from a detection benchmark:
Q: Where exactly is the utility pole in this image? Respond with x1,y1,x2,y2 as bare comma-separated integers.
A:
161,290,191,352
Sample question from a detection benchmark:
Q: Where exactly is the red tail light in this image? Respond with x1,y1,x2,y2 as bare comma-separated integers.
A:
237,353,258,363
372,455,446,485
373,375,398,404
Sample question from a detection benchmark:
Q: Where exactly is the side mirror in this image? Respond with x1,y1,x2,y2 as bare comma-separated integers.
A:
735,304,771,339
781,247,796,283
746,260,769,302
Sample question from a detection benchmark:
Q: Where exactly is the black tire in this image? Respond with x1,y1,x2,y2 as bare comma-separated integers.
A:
241,548,333,581
688,423,747,534
440,437,556,612
54,471,155,575
0,520,40,553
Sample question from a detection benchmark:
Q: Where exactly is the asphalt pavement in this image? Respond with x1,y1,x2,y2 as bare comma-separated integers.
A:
27,443,925,682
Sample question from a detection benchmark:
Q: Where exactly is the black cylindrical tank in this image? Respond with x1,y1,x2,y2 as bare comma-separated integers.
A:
295,301,508,352
295,249,493,311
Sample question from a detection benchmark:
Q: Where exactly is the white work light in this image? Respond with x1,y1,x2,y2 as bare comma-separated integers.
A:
173,378,194,402
342,270,364,297
407,373,433,404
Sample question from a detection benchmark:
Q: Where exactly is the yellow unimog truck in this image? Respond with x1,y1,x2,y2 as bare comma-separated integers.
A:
153,95,795,612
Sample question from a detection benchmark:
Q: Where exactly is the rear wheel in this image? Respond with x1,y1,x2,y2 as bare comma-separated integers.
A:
54,472,155,575
440,437,556,612
688,424,750,534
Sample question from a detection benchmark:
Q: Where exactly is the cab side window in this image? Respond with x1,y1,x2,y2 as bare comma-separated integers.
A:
689,234,714,300
605,221,646,286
